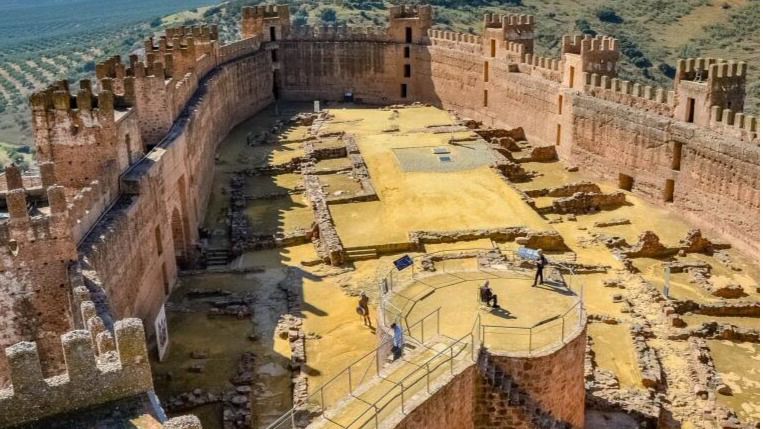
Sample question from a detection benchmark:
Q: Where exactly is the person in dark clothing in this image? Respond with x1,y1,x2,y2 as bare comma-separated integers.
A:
358,292,372,327
532,250,548,287
480,281,499,308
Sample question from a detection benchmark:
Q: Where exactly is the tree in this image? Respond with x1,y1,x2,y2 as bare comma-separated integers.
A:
595,7,623,24
320,7,338,23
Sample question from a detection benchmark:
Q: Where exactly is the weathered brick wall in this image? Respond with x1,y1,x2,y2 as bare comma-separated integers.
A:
79,51,274,336
419,39,758,255
0,318,154,427
475,327,587,429
0,185,78,388
566,95,759,254
420,44,560,144
279,40,408,104
393,366,477,429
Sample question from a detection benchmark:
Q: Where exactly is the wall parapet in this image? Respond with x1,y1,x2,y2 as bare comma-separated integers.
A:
219,35,263,63
708,105,759,142
584,72,675,117
0,318,153,428
287,25,389,41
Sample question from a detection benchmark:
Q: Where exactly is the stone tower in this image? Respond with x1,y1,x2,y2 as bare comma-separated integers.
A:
0,166,78,386
482,13,535,59
673,58,747,127
561,34,619,91
30,81,118,194
387,5,433,44
242,5,291,41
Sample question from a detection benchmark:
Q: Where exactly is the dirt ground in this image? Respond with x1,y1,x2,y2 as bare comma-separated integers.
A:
160,103,760,428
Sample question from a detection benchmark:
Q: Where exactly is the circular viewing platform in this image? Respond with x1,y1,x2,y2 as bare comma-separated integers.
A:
380,249,585,356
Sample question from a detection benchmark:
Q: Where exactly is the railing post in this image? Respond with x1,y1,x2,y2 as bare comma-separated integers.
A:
437,308,440,335
421,320,424,343
374,405,380,429
348,367,353,394
375,348,380,376
320,388,325,414
561,317,565,342
400,382,405,413
450,345,454,374
529,329,533,353
426,362,431,393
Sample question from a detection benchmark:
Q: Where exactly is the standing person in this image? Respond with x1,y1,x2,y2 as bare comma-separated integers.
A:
357,292,372,327
391,323,404,360
532,249,548,287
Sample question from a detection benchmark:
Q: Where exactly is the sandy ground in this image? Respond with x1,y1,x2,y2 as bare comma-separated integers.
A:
167,103,760,427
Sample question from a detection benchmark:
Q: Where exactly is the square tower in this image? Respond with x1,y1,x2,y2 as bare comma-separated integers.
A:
482,14,534,59
242,5,291,41
561,34,619,91
673,58,746,126
387,5,433,44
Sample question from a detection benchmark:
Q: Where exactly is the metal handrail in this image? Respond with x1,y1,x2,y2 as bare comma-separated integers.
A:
351,332,475,429
264,308,442,429
479,299,585,355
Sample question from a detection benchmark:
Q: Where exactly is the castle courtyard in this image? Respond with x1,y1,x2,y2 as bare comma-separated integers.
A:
149,103,759,429
0,4,758,429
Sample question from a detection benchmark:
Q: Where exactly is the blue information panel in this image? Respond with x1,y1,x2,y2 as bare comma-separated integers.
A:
394,255,414,271
517,247,539,260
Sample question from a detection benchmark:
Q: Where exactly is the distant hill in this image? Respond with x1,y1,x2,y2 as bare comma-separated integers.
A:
0,0,757,169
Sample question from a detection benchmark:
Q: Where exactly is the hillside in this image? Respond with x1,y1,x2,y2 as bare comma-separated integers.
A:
0,0,758,170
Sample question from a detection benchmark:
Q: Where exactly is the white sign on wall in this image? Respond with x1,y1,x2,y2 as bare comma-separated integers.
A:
154,304,170,362
314,100,320,112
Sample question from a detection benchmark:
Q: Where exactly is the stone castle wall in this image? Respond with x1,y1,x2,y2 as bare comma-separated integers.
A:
475,327,587,429
0,318,153,427
0,3,758,413
393,365,478,429
279,40,406,104
80,49,274,330
415,31,759,255
388,325,586,429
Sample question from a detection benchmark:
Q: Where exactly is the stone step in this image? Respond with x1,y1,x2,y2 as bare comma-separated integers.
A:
345,248,378,261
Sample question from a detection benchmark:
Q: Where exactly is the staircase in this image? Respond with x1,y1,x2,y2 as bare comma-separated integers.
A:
306,336,472,429
344,246,379,261
477,347,571,429
205,247,230,267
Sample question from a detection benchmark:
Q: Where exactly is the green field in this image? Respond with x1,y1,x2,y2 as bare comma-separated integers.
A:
0,0,758,171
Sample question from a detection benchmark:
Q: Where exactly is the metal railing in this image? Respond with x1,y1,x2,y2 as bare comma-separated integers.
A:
320,331,475,429
379,247,532,328
265,308,442,429
266,248,586,429
479,299,585,356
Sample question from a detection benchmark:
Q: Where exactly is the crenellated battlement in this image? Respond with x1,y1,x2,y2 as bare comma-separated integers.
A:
483,13,534,28
562,34,619,55
522,54,561,72
675,58,747,83
517,53,563,82
243,4,289,19
427,29,481,44
242,4,291,40
584,72,676,117
288,24,389,41
389,4,433,20
30,79,115,118
708,105,759,142
0,318,153,427
0,164,72,246
482,13,534,55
